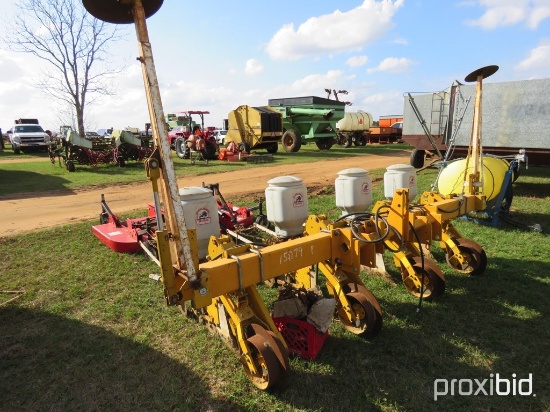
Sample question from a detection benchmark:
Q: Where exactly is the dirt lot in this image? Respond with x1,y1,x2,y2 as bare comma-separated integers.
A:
0,150,411,237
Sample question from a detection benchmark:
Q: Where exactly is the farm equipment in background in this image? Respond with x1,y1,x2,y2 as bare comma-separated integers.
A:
111,127,155,165
49,125,155,171
224,105,282,154
49,127,115,171
92,182,263,257
368,115,403,144
165,110,219,160
268,96,346,152
403,75,550,168
335,110,374,147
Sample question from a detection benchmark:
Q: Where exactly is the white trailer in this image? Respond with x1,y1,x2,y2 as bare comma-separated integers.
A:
402,77,550,167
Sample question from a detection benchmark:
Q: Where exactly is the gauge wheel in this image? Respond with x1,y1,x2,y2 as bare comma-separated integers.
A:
400,256,445,300
445,237,487,276
340,283,383,339
245,331,287,390
337,283,381,338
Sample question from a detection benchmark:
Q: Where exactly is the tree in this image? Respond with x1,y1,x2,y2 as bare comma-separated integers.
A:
5,0,124,136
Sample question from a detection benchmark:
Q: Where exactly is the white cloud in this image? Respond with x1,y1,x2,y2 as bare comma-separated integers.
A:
288,70,346,94
367,57,415,73
360,91,404,118
266,0,404,60
515,38,550,71
244,58,264,76
346,55,369,67
466,0,550,29
392,37,408,45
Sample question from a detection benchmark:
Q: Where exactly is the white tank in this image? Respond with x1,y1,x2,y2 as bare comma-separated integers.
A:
265,176,308,238
179,186,220,260
336,110,373,132
335,168,372,216
384,164,417,200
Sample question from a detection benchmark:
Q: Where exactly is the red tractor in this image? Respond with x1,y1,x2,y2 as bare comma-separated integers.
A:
166,110,219,160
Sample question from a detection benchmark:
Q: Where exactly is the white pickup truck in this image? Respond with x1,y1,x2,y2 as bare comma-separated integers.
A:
7,119,51,154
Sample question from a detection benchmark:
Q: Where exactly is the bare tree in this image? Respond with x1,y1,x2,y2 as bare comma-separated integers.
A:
4,0,125,136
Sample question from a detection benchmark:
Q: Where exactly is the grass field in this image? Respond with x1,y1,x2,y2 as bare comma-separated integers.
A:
1,152,549,411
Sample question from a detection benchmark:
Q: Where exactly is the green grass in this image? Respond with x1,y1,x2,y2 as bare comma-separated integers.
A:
0,142,410,196
1,160,549,411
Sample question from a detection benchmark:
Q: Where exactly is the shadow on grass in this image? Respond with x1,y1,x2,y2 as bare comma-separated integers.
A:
0,145,50,160
270,253,548,412
0,169,75,198
0,307,239,411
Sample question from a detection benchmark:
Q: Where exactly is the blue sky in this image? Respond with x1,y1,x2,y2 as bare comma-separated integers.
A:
1,0,549,132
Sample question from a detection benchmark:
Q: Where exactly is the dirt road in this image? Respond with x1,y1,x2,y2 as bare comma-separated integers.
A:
0,150,411,237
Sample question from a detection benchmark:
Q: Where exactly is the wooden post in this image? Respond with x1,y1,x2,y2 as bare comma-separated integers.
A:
463,65,499,196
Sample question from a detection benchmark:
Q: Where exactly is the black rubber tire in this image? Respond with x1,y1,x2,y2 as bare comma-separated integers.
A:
66,161,76,172
238,142,251,153
410,149,425,168
511,161,520,182
337,134,352,148
205,143,217,159
354,134,367,146
282,129,302,153
13,146,20,154
315,138,334,150
266,143,278,154
175,137,189,159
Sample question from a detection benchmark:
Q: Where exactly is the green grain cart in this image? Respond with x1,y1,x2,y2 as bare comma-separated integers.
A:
268,96,346,152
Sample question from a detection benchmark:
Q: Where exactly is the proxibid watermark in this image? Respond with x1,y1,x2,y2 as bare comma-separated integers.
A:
433,373,535,401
